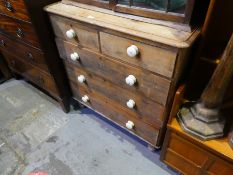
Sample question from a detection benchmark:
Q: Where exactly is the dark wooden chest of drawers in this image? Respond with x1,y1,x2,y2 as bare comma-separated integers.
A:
0,0,70,112
45,2,200,148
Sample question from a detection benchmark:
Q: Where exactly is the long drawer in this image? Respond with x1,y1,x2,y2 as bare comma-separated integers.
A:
0,14,40,48
0,33,48,72
56,39,171,106
50,14,99,52
65,61,165,127
100,32,177,78
0,0,30,22
4,52,58,98
70,80,160,145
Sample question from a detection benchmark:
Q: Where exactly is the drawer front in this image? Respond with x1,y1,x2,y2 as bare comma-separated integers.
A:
168,132,209,167
56,39,171,106
0,0,30,22
4,53,58,97
0,33,48,72
70,80,160,145
100,32,177,78
207,160,233,175
0,14,40,48
164,149,201,175
65,61,165,127
50,14,99,52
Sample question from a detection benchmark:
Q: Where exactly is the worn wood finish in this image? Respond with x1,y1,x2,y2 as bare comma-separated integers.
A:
70,80,160,146
100,32,177,78
0,0,30,22
45,4,200,48
50,15,99,52
0,14,40,48
4,52,59,98
0,33,49,73
46,2,200,147
56,39,171,105
161,86,233,175
65,60,165,127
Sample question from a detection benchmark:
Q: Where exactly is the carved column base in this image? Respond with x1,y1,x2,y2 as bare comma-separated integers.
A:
177,102,225,140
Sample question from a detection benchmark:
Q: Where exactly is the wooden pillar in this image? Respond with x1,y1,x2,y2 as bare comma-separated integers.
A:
177,34,233,140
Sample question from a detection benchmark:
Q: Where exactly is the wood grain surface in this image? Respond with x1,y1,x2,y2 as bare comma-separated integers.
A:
65,60,165,127
56,38,171,105
0,33,48,73
0,14,40,48
70,80,160,146
3,52,59,98
0,0,30,22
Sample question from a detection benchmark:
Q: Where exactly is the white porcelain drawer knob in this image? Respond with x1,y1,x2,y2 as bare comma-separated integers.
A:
70,52,79,61
66,29,76,39
126,99,136,109
82,95,89,103
77,75,85,83
125,75,137,86
126,121,134,130
127,45,139,57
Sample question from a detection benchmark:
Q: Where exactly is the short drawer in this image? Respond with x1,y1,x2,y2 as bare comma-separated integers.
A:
100,32,177,78
4,53,58,98
56,39,171,106
70,80,160,146
65,61,165,127
164,149,201,175
168,132,209,167
49,14,99,52
0,0,30,22
0,33,48,72
0,14,40,48
207,160,233,175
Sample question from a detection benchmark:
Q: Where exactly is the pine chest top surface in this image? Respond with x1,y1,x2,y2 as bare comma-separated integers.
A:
44,2,200,48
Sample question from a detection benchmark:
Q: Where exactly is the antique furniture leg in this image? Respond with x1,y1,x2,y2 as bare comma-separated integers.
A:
177,34,233,140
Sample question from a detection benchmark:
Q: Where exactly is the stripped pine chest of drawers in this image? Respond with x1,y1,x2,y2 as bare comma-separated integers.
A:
45,2,200,148
0,0,70,112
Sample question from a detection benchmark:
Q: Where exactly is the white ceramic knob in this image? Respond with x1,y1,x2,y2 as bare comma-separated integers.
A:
70,52,79,61
126,99,136,109
125,75,137,86
66,29,76,39
126,121,134,130
127,45,139,57
82,95,89,103
77,75,86,83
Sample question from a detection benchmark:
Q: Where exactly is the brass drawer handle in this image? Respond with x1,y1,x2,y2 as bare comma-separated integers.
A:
0,40,5,47
5,1,13,12
16,28,24,38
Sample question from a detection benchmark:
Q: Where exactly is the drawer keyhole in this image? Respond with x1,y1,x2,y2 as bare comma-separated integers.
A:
0,40,5,47
5,1,13,12
16,28,24,38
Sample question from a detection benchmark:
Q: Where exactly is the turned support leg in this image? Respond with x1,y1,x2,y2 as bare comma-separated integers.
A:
177,34,233,140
